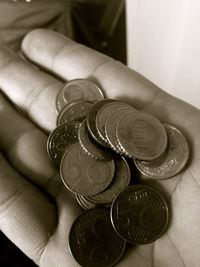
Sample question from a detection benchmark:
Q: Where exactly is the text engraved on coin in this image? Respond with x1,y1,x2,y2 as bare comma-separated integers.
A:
111,185,169,244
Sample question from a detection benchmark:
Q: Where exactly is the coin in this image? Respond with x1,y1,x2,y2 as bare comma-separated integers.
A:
57,100,95,126
69,208,126,267
85,157,131,206
60,143,115,196
47,121,80,167
78,120,117,161
134,124,190,179
75,194,86,210
75,194,97,210
56,79,104,113
96,101,134,144
116,111,168,160
87,99,118,147
56,87,66,114
111,184,169,244
105,109,135,154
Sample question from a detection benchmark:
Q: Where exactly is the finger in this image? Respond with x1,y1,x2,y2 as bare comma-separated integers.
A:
22,29,160,108
0,42,63,132
21,29,200,135
0,152,57,264
0,92,60,194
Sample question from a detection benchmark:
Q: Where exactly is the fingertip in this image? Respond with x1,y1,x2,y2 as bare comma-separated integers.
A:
21,28,43,54
21,28,73,65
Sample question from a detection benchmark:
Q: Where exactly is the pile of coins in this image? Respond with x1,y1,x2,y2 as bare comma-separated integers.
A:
47,79,190,267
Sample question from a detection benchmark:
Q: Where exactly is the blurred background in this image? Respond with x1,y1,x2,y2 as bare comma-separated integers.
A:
1,0,200,266
0,0,126,62
126,0,200,110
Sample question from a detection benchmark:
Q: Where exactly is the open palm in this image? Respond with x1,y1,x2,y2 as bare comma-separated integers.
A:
0,29,199,267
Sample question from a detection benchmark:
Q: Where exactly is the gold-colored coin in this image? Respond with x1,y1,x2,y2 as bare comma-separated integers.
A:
78,120,116,161
116,111,168,160
56,79,104,113
134,124,190,179
57,101,94,126
95,101,134,144
85,157,131,206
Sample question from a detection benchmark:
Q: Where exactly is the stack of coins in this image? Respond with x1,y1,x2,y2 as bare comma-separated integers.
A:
47,79,190,267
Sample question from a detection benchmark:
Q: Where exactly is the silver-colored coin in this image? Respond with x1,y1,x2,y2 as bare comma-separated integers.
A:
60,143,115,196
85,157,131,206
56,79,104,113
69,208,126,267
105,109,135,154
116,111,168,160
134,124,190,179
57,100,94,126
47,121,80,167
111,185,169,244
87,99,117,147
78,120,116,161
96,101,135,144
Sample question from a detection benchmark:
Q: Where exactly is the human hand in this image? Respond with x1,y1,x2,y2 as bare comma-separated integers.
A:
0,29,200,267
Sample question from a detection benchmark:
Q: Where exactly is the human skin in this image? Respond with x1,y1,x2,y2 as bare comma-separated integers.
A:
0,29,200,267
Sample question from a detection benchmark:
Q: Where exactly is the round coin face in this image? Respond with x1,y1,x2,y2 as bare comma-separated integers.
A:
111,185,169,244
57,100,95,126
60,143,115,196
134,124,190,179
116,111,168,160
56,79,104,113
47,121,80,167
69,208,126,267
78,120,116,161
86,157,131,205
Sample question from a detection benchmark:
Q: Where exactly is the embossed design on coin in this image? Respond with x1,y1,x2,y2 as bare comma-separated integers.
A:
96,101,134,144
69,208,126,267
134,124,190,179
60,143,115,196
85,157,131,206
56,79,104,113
78,120,116,161
116,111,168,160
47,121,80,167
111,185,169,244
57,100,95,126
87,99,118,147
